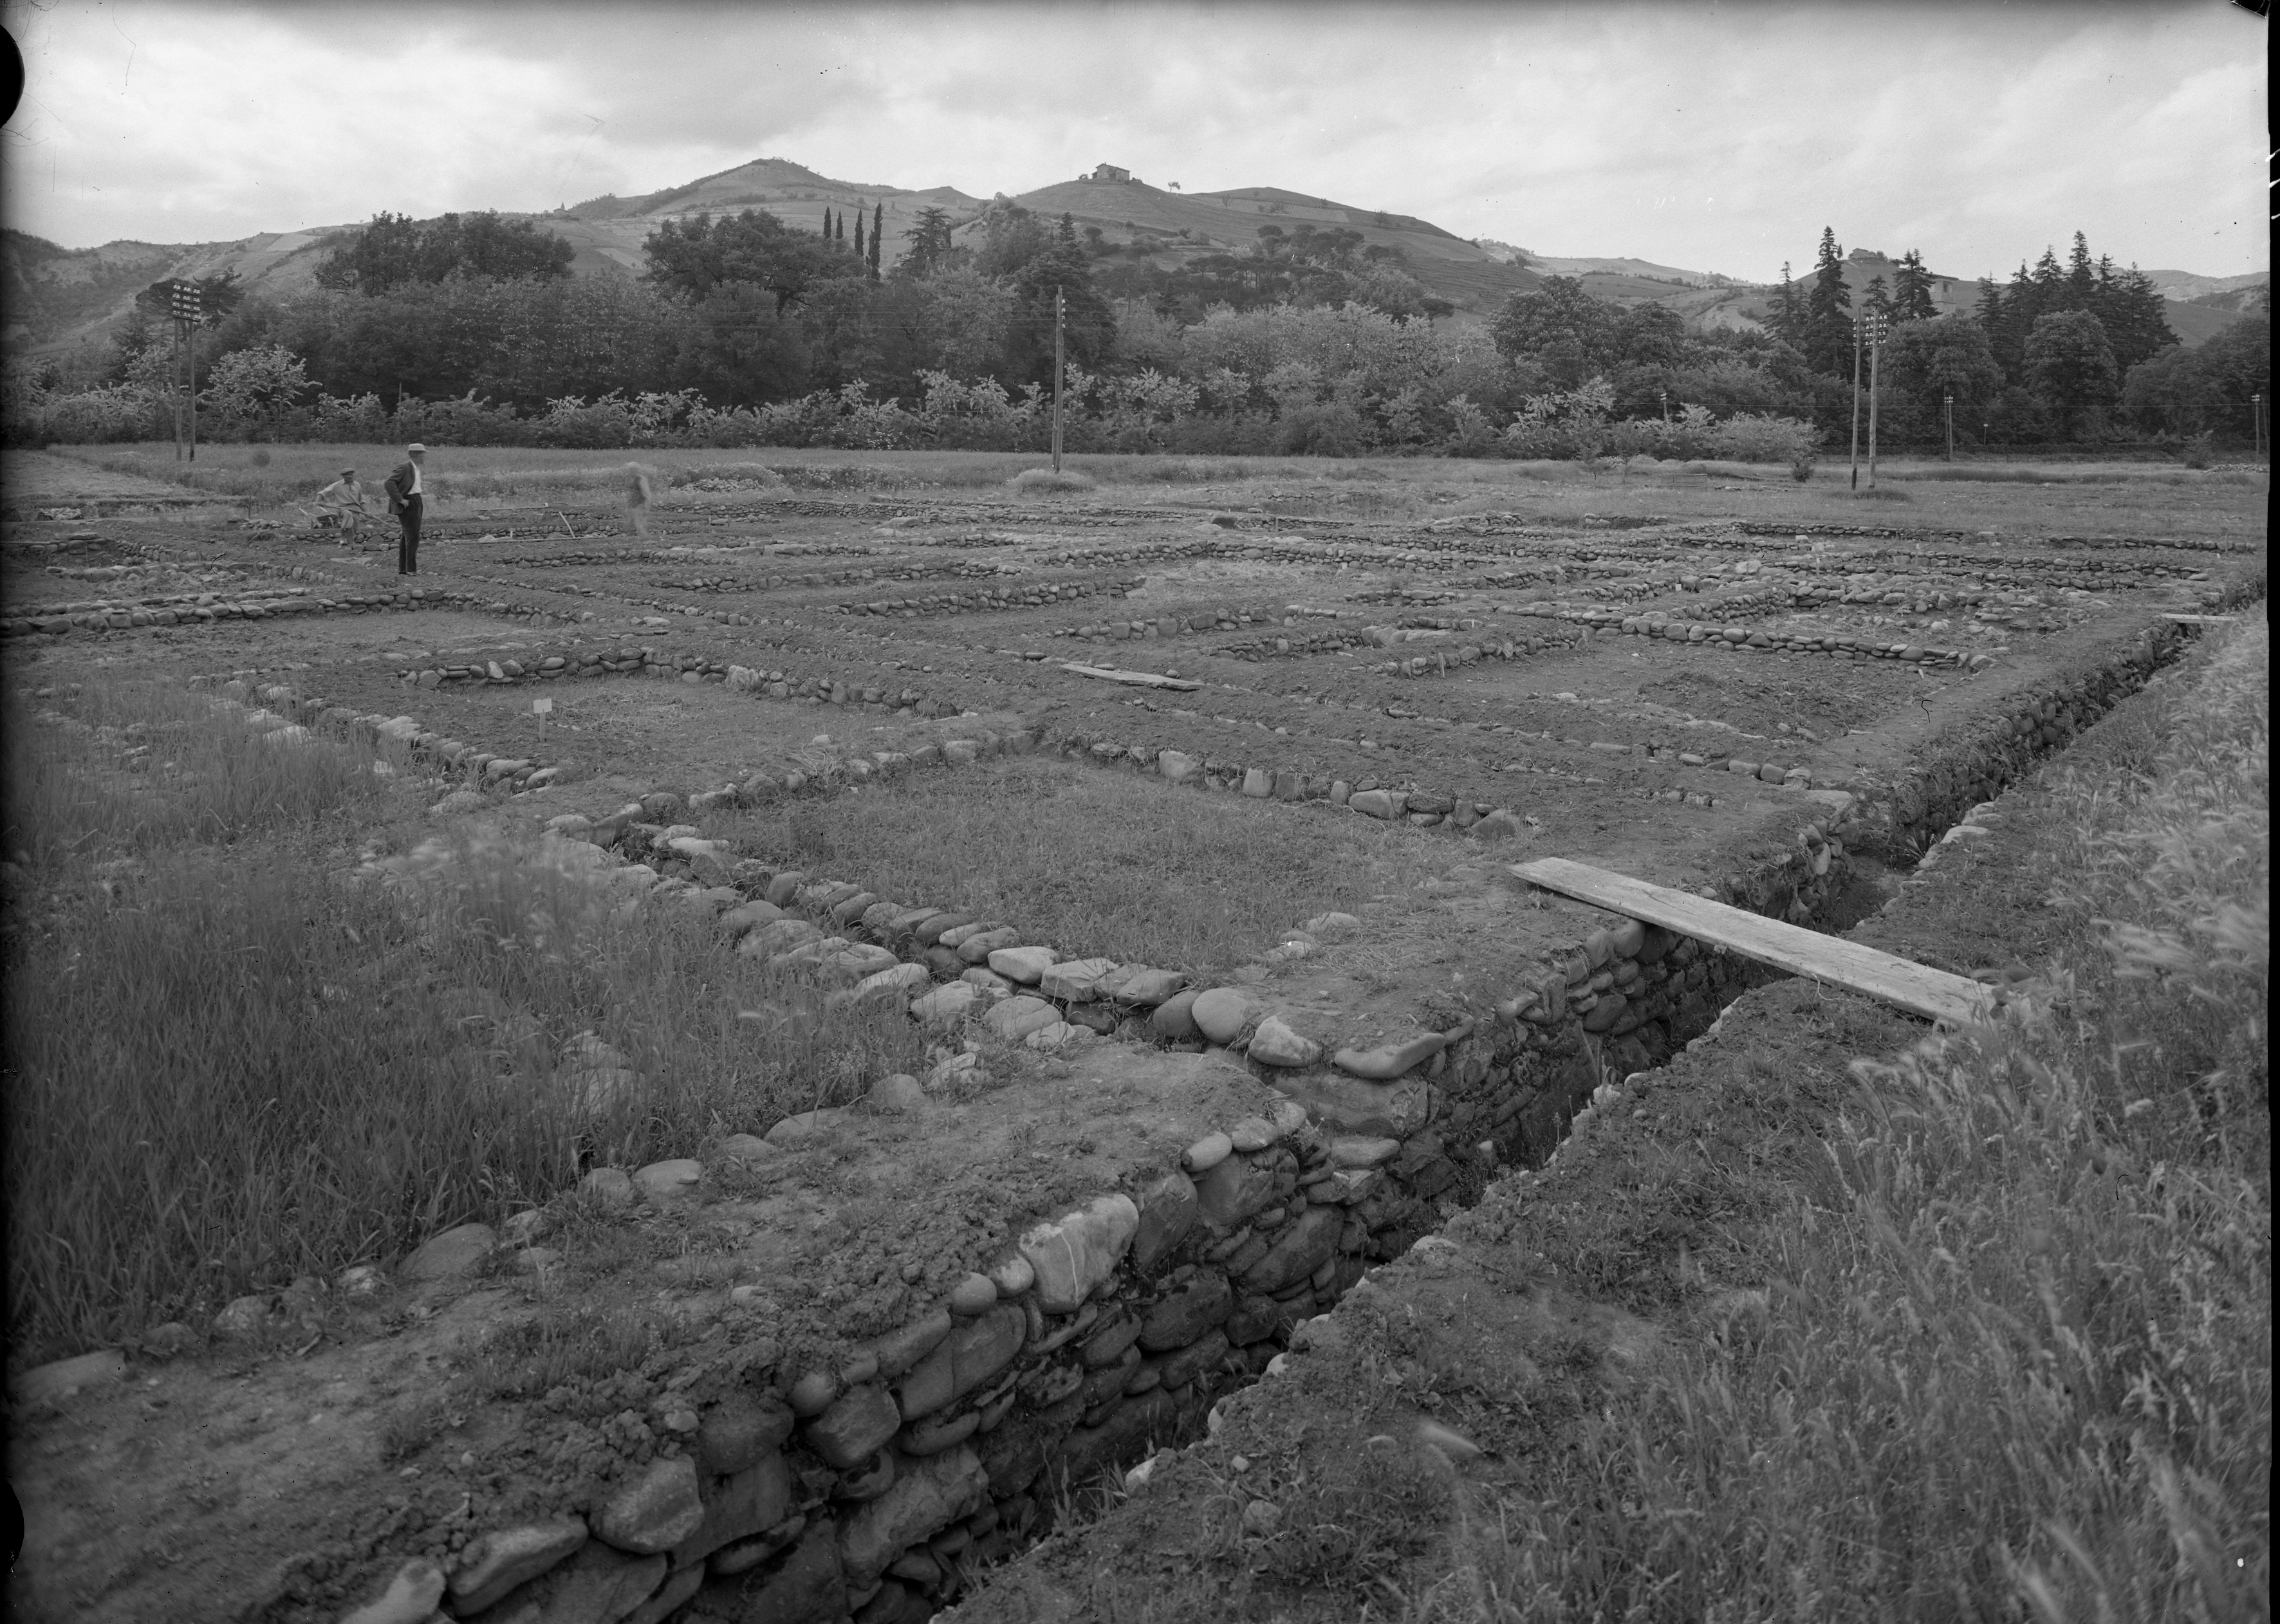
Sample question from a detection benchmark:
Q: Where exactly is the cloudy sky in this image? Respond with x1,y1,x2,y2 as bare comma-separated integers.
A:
1,1,2266,282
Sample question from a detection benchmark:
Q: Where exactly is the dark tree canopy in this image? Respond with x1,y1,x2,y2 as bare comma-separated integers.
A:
644,210,855,312
1971,233,2174,386
900,207,960,279
1004,242,1114,385
315,210,574,295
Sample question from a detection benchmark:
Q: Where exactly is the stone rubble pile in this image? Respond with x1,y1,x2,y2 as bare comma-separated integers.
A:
3,585,452,640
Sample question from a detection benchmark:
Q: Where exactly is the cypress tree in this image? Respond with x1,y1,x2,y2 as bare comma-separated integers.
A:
1804,226,1853,378
1894,250,1939,322
1864,273,1894,325
870,203,884,281
2097,264,2178,373
2030,248,2067,313
2067,232,2097,304
1769,261,1804,345
854,211,865,262
822,208,833,239
1992,262,2038,382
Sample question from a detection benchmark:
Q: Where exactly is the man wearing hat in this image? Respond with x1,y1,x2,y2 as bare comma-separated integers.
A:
311,466,369,545
383,443,429,575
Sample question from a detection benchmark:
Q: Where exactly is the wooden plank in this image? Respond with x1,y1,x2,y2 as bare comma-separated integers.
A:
1510,855,1997,1027
1058,662,1201,692
2160,613,2238,624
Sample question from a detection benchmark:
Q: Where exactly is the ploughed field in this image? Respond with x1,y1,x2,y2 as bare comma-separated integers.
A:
1,450,2263,1624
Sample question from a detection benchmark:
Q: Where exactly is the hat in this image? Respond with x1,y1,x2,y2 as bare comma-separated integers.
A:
342,468,357,476
406,442,427,454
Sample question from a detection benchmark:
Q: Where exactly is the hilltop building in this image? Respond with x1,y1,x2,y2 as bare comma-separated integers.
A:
1088,163,1136,184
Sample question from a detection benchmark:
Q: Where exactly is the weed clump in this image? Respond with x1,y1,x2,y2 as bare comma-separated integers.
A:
1008,467,1098,494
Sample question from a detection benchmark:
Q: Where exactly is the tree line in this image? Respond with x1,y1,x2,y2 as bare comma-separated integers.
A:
3,205,2265,457
1762,228,2269,447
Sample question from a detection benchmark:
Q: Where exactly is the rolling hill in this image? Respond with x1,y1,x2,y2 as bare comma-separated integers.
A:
3,156,2256,360
978,174,1540,315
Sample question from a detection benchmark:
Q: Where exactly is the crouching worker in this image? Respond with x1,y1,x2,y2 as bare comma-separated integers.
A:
311,468,369,544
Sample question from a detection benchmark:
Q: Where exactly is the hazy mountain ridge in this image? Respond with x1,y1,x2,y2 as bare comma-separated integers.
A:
2139,268,2268,304
3,156,2261,356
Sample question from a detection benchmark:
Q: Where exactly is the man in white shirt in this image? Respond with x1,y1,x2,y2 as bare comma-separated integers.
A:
383,443,428,575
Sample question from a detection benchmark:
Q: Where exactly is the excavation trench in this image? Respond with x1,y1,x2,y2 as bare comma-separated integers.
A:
914,608,2252,1623
19,608,2246,1624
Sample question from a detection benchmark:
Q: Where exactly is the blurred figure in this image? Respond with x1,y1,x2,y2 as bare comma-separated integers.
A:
626,463,655,538
311,467,369,545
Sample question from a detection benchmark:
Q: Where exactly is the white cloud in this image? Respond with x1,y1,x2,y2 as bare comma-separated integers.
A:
1,0,2265,279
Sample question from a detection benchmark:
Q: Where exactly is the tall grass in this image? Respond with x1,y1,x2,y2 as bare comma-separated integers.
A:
1422,623,2271,1621
1883,462,2264,487
3,682,923,1364
5,683,400,860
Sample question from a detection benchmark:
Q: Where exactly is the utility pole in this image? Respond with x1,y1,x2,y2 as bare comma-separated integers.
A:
1849,317,1864,489
1052,285,1065,474
1658,389,1669,425
171,280,203,463
2255,393,2265,463
172,305,185,461
1865,312,1887,488
1944,394,1954,463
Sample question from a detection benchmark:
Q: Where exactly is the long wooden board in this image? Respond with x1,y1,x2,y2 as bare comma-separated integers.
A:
2160,613,2238,625
1511,856,1997,1026
1059,662,1201,692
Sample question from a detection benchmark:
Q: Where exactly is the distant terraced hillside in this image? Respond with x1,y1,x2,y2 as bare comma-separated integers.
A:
6,158,1539,352
986,174,1540,315
5,156,2252,355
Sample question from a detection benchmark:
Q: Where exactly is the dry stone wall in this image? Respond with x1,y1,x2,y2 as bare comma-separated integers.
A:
130,603,2245,1624
304,773,1846,1624
2,583,454,639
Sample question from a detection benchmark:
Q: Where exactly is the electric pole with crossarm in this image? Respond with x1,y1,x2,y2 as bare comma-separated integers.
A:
1052,285,1066,474
171,281,203,463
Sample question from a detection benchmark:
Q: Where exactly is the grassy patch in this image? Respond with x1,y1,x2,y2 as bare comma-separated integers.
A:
1422,623,2272,1621
1882,461,2265,486
712,756,1442,973
3,679,923,1364
6,682,403,858
459,1299,675,1400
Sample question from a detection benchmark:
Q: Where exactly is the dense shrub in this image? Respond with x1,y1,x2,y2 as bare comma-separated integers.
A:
4,353,1824,462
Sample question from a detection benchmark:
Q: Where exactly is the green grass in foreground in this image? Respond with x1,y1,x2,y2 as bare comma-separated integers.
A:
711,754,1444,975
3,681,923,1363
1427,622,2271,1620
